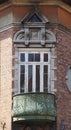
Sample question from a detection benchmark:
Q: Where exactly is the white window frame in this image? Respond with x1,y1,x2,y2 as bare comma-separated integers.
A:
13,48,54,94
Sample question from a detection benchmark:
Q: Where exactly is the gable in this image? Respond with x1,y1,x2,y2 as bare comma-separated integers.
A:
13,7,56,47
28,13,42,22
21,7,48,24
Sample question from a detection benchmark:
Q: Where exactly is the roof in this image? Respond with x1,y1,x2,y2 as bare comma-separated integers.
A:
0,0,71,6
62,0,71,6
0,0,9,4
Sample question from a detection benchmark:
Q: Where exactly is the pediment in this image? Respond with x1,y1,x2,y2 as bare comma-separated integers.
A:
21,8,48,24
13,29,56,47
14,8,56,47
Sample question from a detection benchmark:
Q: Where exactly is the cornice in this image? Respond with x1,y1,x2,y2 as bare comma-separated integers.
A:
0,22,71,35
0,0,71,13
44,0,71,13
0,1,12,11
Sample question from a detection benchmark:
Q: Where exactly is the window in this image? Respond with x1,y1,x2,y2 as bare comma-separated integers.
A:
13,9,56,95
14,50,51,94
66,66,71,92
28,14,42,22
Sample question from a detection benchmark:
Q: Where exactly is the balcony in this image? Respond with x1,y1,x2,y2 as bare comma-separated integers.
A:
12,93,56,123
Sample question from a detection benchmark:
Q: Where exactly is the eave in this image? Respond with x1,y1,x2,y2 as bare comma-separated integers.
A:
0,0,71,13
0,0,71,31
0,0,71,6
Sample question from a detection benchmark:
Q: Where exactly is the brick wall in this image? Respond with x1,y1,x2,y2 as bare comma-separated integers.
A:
0,27,71,130
55,29,71,130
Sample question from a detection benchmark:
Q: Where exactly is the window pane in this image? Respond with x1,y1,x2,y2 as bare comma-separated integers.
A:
44,53,48,62
36,65,40,92
29,14,42,22
35,53,40,62
20,53,25,62
20,65,25,93
19,52,49,94
44,65,48,92
28,53,34,61
28,53,40,62
28,65,32,92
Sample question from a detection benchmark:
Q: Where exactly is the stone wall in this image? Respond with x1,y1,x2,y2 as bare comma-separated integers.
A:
0,29,13,130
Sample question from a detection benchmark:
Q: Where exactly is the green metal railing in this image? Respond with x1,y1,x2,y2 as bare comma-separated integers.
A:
12,93,56,122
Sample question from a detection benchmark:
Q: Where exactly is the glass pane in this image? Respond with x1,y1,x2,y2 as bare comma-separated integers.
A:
44,65,48,92
35,53,40,62
44,53,48,62
36,65,40,92
20,65,25,93
29,14,42,22
20,53,25,62
28,53,34,61
28,65,32,92
28,53,40,62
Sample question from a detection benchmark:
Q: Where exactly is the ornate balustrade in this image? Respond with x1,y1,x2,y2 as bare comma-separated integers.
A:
12,93,56,123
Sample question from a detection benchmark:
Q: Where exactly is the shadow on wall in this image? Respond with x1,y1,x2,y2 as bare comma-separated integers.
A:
28,0,43,5
62,0,71,6
0,0,9,4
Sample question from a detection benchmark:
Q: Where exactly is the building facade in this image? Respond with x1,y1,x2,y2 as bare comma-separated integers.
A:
0,0,71,130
